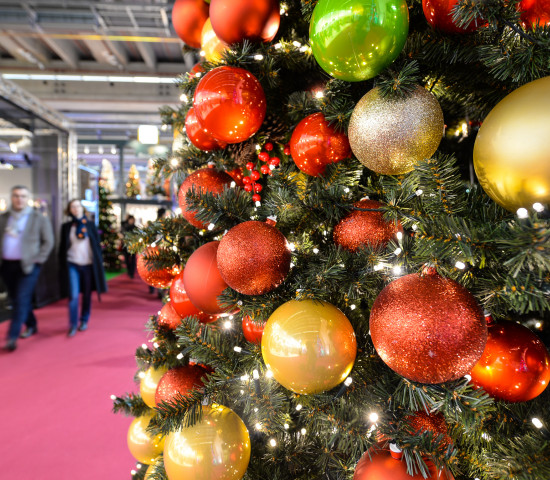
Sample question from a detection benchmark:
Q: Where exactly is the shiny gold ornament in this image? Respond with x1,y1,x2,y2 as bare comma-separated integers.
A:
163,404,251,480
261,299,357,394
473,76,550,211
348,86,444,175
201,18,230,62
140,365,169,408
127,411,165,465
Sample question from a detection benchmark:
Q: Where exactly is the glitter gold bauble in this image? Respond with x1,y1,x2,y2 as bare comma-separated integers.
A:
140,365,169,408
158,302,183,330
333,199,403,252
177,168,233,229
470,320,550,402
262,299,357,394
155,364,209,406
217,221,291,295
370,268,487,384
348,86,444,175
353,447,454,480
473,76,550,211
163,404,251,480
137,247,181,288
127,411,165,465
183,241,228,315
405,411,452,447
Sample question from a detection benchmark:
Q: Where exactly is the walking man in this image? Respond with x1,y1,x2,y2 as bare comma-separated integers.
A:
0,186,54,351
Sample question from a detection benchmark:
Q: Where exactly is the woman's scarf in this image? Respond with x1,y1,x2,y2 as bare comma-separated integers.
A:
70,214,89,239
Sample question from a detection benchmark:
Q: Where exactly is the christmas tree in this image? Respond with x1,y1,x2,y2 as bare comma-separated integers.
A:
114,1,550,479
126,164,142,199
98,179,122,271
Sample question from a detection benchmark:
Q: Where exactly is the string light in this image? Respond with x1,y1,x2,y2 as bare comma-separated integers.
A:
532,202,544,212
464,374,472,381
207,223,216,231
110,394,117,400
374,263,384,271
176,353,184,359
394,247,402,255
138,371,146,379
532,418,543,429
292,41,302,48
284,423,289,429
313,248,319,254
224,320,232,329
255,423,262,431
368,412,379,423
230,181,236,188
265,369,273,379
415,189,423,196
141,344,148,350
253,370,260,380
254,54,264,61
300,428,307,435
315,90,324,99
269,438,277,447
179,93,188,102
344,377,353,387
350,304,356,310
288,242,296,251
234,346,242,353
396,231,403,241
240,374,250,382
517,208,529,219
392,265,402,275
153,342,159,348
455,261,466,269
295,404,303,411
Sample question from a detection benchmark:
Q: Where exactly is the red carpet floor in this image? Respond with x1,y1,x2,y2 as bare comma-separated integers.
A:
0,275,162,479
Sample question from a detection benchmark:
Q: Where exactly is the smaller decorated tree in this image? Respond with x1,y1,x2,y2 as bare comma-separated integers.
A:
98,179,121,271
126,164,142,198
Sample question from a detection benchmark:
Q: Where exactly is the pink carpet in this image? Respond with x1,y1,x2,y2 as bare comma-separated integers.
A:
0,275,161,479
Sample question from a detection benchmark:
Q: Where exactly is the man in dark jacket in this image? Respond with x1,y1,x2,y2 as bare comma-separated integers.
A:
0,186,54,351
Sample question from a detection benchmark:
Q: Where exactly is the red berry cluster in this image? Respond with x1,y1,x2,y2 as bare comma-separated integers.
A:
241,142,285,202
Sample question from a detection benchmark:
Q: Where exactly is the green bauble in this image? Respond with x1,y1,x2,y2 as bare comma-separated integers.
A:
309,0,409,82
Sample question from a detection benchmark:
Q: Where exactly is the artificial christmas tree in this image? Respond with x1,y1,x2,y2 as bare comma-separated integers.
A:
126,164,142,199
115,1,550,479
98,180,122,271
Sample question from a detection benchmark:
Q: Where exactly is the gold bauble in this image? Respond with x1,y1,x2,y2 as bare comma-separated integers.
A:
348,86,444,175
163,404,251,480
140,365,169,408
127,411,165,465
261,299,357,394
201,18,229,63
473,76,550,211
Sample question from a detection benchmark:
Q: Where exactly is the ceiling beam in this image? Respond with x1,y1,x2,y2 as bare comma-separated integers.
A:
6,32,50,66
135,42,157,71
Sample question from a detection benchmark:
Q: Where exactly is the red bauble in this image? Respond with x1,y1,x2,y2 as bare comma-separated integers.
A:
209,0,280,44
470,320,550,402
158,302,183,330
422,0,484,34
405,412,452,447
217,221,291,295
193,66,266,143
171,0,209,48
183,241,228,315
290,112,351,176
137,247,181,288
155,364,209,406
333,199,403,252
227,167,246,187
519,0,550,29
187,63,205,80
242,316,265,344
169,271,219,324
370,268,487,384
353,447,454,480
185,107,227,151
177,168,233,229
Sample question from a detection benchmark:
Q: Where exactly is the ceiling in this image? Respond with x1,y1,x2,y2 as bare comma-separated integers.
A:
0,0,194,171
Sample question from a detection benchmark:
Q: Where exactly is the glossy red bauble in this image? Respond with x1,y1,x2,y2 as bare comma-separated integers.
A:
137,247,181,288
370,268,487,384
422,0,483,34
155,364,209,406
193,66,266,143
242,316,265,344
519,0,550,29
171,0,209,48
169,271,219,324
470,320,550,402
177,168,233,229
187,63,205,80
290,112,351,176
183,241,228,315
158,301,183,330
333,199,403,252
185,107,227,151
209,0,280,44
227,167,246,187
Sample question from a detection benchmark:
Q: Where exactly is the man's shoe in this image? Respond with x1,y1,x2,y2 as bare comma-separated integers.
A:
20,327,37,339
78,323,88,332
67,327,77,337
4,339,17,351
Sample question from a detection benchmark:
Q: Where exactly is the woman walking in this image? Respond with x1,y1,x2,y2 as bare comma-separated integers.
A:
59,200,107,336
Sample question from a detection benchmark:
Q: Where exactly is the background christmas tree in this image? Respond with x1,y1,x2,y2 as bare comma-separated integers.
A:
115,1,550,479
126,164,142,199
98,179,122,272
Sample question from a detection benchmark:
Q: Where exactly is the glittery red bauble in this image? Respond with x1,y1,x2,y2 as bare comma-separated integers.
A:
155,364,209,406
370,269,487,384
193,66,266,143
290,112,351,176
518,0,550,29
177,168,233,229
405,412,452,447
185,107,227,151
422,0,484,34
171,0,209,48
227,167,246,187
158,302,182,330
353,447,454,480
137,247,181,288
470,320,550,402
209,0,280,44
333,199,403,252
169,271,219,324
184,241,228,315
217,221,291,295
242,316,265,344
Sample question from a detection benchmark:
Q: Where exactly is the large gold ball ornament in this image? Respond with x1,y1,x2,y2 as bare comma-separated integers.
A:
473,76,550,211
348,86,444,175
127,411,165,465
163,404,251,480
140,365,169,408
261,299,357,394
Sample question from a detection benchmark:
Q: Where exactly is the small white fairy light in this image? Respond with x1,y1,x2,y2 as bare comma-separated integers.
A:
533,203,544,212
392,265,402,275
415,189,423,196
295,404,303,411
224,320,232,329
455,261,466,270
253,370,260,380
254,54,264,61
207,223,215,231
110,394,117,400
269,438,277,447
234,346,242,353
284,423,289,430
532,418,543,429
138,371,146,379
255,423,262,431
312,248,319,254
350,304,356,310
368,412,379,423
176,353,184,360
300,428,307,435
179,93,188,102
517,208,529,219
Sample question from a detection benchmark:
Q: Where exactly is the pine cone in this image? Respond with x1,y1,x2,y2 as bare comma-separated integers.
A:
258,113,288,142
228,141,258,166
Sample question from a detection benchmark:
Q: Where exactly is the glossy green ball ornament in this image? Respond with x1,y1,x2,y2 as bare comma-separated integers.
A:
309,0,409,82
